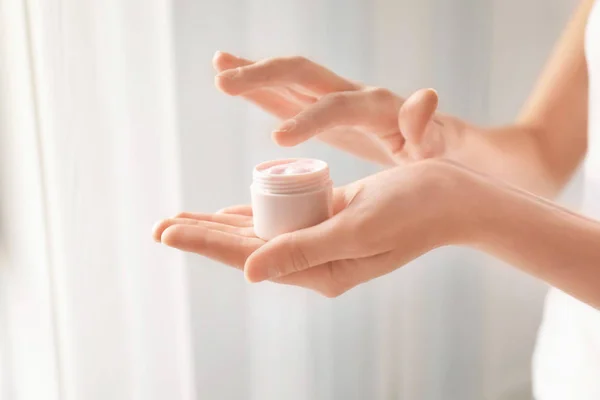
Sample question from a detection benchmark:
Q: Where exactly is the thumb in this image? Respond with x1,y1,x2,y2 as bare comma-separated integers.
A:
244,216,349,283
397,88,441,160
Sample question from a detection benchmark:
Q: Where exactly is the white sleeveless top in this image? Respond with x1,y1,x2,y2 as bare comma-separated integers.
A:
532,1,600,398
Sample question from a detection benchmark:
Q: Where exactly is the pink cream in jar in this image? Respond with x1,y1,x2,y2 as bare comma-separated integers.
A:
251,158,333,240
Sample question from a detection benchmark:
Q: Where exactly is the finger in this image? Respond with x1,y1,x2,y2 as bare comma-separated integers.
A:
271,262,339,295
317,126,397,166
213,52,304,119
398,88,438,144
161,224,263,269
212,51,253,72
273,251,397,298
213,51,317,115
238,88,303,119
302,236,435,296
215,56,359,96
245,184,369,282
271,88,401,147
331,186,350,215
213,51,317,104
282,86,317,105
154,218,256,242
172,211,253,227
398,88,440,159
216,205,253,216
244,212,353,283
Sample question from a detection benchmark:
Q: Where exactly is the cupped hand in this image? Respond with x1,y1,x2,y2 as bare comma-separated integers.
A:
213,51,466,165
153,160,475,297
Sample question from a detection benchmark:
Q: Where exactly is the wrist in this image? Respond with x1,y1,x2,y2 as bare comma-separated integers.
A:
423,159,497,247
443,162,540,249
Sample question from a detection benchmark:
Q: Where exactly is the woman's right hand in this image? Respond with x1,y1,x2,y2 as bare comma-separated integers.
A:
213,51,468,166
153,159,477,297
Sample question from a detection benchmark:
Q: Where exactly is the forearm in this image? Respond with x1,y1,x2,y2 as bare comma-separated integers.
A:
447,122,565,197
466,175,600,309
445,0,592,198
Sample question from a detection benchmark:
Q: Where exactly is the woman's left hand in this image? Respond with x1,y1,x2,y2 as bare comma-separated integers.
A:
153,159,478,297
213,51,463,166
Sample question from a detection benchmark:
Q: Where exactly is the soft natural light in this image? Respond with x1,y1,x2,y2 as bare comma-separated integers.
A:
1,0,595,400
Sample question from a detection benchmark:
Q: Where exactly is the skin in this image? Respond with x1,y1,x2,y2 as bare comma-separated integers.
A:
153,0,600,308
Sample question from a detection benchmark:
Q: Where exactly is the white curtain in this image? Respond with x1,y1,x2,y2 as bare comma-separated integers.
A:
0,0,579,399
0,1,194,399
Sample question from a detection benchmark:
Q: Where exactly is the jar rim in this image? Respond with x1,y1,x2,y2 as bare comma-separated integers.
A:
253,158,328,176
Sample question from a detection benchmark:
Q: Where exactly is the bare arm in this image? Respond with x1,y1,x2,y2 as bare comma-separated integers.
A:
460,165,600,308
153,157,600,304
448,0,593,196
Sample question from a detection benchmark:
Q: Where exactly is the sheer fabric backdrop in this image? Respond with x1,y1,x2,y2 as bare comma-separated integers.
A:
0,0,578,399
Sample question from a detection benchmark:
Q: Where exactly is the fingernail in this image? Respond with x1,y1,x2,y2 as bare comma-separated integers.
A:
273,119,296,133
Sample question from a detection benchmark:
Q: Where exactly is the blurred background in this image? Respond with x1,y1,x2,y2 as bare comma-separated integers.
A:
0,0,582,399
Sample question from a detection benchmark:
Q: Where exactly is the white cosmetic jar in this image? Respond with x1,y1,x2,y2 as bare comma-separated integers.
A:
251,158,333,240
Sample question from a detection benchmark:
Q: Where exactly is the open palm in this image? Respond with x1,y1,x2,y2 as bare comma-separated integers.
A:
154,161,458,297
152,190,384,296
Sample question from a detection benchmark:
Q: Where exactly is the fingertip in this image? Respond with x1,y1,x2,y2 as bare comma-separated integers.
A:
271,119,304,146
212,50,224,69
426,87,438,97
212,51,239,72
271,130,298,147
243,251,276,283
243,253,258,282
216,205,253,216
419,88,439,109
404,88,438,109
213,51,253,71
398,87,439,144
243,266,261,283
214,75,230,94
214,69,241,95
153,219,178,243
152,220,165,242
160,224,185,247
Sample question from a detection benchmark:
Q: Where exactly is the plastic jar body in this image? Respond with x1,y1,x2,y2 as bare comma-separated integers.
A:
251,159,333,240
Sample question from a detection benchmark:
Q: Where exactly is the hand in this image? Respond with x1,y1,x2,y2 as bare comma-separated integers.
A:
153,160,476,297
213,51,467,165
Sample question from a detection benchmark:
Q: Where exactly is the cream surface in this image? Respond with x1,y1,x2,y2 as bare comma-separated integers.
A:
261,159,322,175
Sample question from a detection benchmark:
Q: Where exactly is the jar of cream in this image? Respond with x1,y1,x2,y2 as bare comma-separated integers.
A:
251,158,333,240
